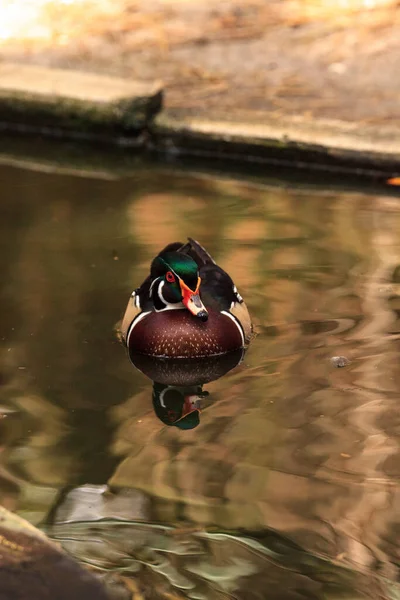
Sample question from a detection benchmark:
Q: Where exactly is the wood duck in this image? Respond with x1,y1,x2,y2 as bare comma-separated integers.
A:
120,238,252,359
152,383,208,430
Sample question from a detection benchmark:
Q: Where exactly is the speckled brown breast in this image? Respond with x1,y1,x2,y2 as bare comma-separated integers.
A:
128,309,243,358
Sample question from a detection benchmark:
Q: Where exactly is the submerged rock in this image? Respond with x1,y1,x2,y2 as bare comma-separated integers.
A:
0,507,109,600
330,356,351,368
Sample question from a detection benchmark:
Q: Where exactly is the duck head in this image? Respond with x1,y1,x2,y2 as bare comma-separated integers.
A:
152,383,209,430
151,252,208,321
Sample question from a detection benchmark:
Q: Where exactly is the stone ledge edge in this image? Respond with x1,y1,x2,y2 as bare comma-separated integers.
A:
0,63,399,178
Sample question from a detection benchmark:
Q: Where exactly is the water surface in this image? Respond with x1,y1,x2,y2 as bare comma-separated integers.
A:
1,157,400,599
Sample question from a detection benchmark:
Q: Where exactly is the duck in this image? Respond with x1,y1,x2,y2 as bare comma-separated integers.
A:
120,238,252,359
152,383,209,430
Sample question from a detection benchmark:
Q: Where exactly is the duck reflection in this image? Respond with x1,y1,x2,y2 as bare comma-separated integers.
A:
152,383,207,430
128,348,244,428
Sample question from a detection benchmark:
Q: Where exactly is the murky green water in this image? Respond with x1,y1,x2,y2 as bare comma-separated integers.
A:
1,154,400,599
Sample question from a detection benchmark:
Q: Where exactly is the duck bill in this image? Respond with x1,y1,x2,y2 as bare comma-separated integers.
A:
180,277,208,320
184,293,208,319
181,395,201,418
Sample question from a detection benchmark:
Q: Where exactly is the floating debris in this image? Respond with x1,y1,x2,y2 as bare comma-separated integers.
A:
330,356,351,368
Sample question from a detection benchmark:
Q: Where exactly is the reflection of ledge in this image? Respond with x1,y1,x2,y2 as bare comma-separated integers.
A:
0,63,399,182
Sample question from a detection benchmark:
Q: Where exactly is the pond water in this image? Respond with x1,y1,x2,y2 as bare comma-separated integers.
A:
1,152,400,600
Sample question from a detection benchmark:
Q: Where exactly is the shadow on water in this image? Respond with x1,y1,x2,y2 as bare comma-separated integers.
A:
0,150,400,598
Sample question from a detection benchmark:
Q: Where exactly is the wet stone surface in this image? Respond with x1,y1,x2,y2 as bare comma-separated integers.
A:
0,509,109,600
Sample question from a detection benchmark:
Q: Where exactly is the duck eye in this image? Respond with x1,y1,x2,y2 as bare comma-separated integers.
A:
166,271,175,283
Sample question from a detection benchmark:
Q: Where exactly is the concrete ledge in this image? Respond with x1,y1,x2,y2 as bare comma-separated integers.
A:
0,63,399,181
153,110,400,180
0,63,163,139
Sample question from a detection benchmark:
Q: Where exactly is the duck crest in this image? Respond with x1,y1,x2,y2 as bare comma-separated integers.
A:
121,238,252,359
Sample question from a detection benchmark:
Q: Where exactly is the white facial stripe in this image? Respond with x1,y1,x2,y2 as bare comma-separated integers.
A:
233,285,243,303
159,386,181,408
221,310,245,347
126,311,151,347
156,280,185,312
149,277,159,297
158,280,166,304
159,388,167,408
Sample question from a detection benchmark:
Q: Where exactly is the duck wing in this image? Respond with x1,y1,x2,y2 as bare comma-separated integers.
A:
178,238,217,267
198,263,239,311
199,261,252,344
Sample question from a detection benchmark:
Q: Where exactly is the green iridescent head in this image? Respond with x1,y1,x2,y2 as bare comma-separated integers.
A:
151,252,208,320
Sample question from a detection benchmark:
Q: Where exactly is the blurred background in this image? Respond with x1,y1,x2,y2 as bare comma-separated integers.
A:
1,0,400,123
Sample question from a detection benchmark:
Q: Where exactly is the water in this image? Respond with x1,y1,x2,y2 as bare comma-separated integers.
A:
1,151,400,599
